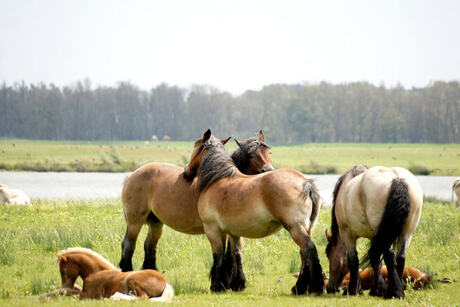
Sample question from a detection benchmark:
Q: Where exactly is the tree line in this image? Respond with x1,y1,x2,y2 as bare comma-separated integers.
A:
0,80,458,143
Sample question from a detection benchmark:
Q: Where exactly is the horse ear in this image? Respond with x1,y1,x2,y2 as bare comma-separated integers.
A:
203,129,211,141
221,137,231,145
325,229,332,242
258,130,265,142
57,254,67,263
234,139,242,148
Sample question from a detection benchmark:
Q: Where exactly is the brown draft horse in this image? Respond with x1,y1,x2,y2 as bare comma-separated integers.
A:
56,247,174,301
119,131,274,272
184,129,324,295
325,165,423,299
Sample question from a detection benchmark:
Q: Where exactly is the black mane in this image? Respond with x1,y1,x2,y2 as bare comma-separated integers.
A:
197,136,237,192
326,164,368,255
230,137,270,172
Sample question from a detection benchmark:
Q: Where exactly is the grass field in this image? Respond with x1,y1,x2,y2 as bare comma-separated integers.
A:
1,139,459,175
0,198,458,306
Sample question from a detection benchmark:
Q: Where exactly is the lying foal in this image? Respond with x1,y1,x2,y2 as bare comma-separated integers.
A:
323,266,431,292
54,247,174,301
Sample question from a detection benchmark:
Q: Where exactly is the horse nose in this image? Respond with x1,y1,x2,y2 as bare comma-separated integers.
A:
262,165,274,173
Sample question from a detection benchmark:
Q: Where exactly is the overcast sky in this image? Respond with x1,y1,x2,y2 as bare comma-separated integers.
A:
1,0,459,94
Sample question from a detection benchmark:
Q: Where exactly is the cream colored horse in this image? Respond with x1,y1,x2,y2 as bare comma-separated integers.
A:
326,165,423,299
452,178,460,208
0,184,30,205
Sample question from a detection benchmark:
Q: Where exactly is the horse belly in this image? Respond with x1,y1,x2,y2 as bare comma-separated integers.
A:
217,203,282,238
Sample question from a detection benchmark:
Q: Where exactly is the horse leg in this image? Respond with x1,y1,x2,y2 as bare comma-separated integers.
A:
142,212,163,271
346,246,362,295
395,237,411,282
204,224,229,292
288,227,323,295
120,222,144,272
383,248,405,299
369,259,385,297
222,238,233,289
228,235,246,291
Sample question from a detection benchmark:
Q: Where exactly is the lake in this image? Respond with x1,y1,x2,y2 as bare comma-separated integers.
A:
0,172,457,204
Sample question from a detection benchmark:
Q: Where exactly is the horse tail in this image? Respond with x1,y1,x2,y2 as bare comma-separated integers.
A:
149,283,174,302
303,180,320,231
361,178,410,267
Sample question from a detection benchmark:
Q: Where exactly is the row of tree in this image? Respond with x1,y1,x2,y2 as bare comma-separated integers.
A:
0,80,459,143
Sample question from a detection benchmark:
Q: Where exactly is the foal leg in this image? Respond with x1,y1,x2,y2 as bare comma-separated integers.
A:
228,235,246,291
142,212,163,271
120,222,144,272
383,248,405,299
288,226,323,295
204,224,230,292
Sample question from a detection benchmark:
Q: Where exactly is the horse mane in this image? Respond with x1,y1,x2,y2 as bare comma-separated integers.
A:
230,137,270,172
57,247,117,270
198,136,237,192
326,165,368,255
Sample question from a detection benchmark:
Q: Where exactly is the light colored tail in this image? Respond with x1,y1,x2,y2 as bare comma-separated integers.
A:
149,283,174,303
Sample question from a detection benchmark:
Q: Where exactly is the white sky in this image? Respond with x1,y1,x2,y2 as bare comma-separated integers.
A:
1,0,459,94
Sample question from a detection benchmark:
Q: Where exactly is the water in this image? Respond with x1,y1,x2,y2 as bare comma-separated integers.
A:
0,172,457,203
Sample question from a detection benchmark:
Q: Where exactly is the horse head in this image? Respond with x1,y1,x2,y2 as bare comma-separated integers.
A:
183,129,230,180
232,130,274,175
325,229,349,293
57,254,80,289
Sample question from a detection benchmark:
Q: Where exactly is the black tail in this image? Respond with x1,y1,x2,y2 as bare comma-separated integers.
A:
361,178,410,267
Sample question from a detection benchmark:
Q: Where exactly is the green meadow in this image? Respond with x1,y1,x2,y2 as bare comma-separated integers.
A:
0,199,458,306
1,139,459,175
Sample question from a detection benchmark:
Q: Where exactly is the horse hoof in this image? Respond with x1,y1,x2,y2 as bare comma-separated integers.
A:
291,285,307,295
230,280,246,292
210,284,226,292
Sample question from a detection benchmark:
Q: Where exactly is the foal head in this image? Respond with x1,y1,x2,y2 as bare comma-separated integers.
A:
231,130,274,174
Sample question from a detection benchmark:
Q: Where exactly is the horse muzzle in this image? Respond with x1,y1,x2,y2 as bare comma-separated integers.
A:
261,165,275,173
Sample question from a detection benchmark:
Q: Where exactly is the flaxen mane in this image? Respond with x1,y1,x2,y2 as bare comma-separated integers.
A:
326,165,368,255
231,137,270,172
57,247,117,270
198,136,236,192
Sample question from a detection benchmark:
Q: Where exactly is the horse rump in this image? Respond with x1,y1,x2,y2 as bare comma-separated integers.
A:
361,178,410,267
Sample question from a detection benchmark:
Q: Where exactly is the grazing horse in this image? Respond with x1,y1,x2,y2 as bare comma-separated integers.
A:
57,247,174,301
325,165,423,299
119,131,274,272
0,184,30,205
184,129,324,295
452,178,460,208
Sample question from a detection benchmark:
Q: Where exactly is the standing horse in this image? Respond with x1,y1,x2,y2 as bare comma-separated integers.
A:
184,129,324,295
119,131,273,272
57,247,174,301
325,165,423,299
